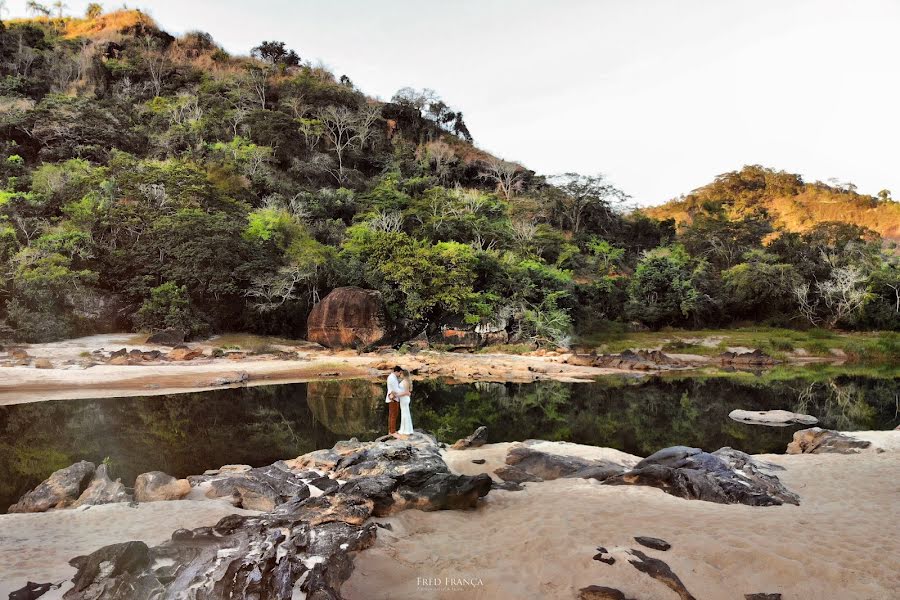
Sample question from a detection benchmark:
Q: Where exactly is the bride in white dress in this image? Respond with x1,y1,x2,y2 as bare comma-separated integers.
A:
396,370,414,436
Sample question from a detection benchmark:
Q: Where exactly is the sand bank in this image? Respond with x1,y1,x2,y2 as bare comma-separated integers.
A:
343,435,900,600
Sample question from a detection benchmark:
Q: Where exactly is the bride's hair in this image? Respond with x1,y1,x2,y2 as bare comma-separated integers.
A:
401,369,413,391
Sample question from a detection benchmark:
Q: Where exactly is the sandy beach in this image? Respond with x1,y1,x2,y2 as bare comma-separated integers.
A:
342,435,900,600
1,433,896,599
0,333,643,404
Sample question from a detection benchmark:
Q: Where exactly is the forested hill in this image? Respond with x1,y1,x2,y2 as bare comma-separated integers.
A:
0,8,897,345
644,166,900,242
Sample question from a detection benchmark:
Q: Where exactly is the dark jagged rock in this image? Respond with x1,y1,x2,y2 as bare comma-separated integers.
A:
471,458,487,464
306,286,389,349
579,586,634,600
627,548,696,600
338,475,398,516
604,447,799,506
717,349,778,366
206,464,311,511
786,428,872,454
60,433,490,599
145,328,186,346
494,465,543,483
9,460,96,513
745,594,782,600
504,445,625,481
9,581,62,600
452,425,488,449
64,503,377,600
593,547,615,565
634,536,671,551
74,464,131,507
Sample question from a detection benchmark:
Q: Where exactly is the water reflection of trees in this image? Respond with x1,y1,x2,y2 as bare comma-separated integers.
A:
1,374,896,513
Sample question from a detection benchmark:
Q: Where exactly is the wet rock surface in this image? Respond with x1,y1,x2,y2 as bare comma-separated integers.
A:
786,427,872,454
8,461,96,513
53,433,491,599
604,446,799,506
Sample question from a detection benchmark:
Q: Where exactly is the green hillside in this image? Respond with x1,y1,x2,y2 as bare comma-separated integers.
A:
0,9,897,344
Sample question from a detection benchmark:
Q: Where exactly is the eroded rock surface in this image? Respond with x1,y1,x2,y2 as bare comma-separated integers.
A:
786,428,872,454
717,349,777,366
58,433,491,599
74,464,131,507
8,461,96,513
592,349,687,371
604,446,799,506
502,444,626,481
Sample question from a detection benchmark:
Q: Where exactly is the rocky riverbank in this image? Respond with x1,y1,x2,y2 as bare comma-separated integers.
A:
0,333,832,404
1,429,896,599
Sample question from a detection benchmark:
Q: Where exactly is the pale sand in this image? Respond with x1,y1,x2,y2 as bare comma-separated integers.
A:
344,436,900,600
0,334,637,404
0,500,256,598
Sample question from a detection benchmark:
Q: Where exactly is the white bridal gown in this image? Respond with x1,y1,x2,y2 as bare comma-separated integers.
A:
397,380,414,435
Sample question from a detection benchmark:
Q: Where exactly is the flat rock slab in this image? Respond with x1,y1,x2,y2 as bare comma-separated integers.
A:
729,409,817,426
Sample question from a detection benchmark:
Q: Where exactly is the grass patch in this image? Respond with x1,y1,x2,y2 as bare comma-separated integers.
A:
574,327,898,364
477,343,534,355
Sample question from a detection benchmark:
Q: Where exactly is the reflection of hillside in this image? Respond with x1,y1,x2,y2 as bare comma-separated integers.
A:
306,380,383,436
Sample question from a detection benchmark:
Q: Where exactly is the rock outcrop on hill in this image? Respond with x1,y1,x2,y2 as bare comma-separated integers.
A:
307,286,390,349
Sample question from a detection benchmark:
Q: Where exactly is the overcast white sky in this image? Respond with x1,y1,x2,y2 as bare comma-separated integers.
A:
6,0,899,205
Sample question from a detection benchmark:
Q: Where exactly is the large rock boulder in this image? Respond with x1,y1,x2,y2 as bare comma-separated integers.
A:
8,461,96,513
604,446,799,506
74,464,131,507
133,471,191,502
307,286,389,349
786,428,872,454
502,444,626,481
729,409,818,426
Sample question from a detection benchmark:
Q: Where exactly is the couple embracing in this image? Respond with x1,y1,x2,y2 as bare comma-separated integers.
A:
386,366,414,437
